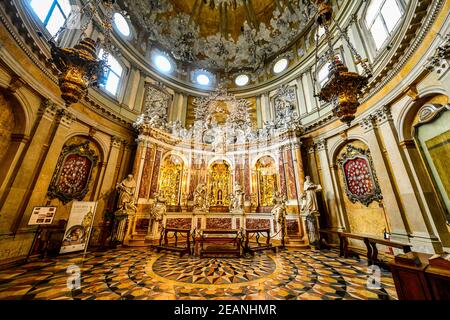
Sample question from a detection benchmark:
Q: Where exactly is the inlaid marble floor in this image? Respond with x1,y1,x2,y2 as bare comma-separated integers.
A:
0,248,397,300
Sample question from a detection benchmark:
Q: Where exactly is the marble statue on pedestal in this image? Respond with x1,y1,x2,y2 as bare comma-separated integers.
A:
113,174,137,243
272,191,287,237
193,183,208,213
301,176,322,247
302,176,322,213
150,192,167,222
229,184,244,214
116,174,137,214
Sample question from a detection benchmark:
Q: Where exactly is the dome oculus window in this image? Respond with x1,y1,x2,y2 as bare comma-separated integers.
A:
235,74,250,87
365,0,403,50
99,49,123,96
153,54,173,73
273,58,289,74
113,13,131,37
193,70,213,86
196,74,211,86
29,0,71,36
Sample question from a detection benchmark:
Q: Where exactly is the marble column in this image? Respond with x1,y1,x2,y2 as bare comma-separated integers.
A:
359,115,410,242
399,140,450,250
315,139,344,231
133,136,149,199
292,140,305,194
95,136,122,220
21,108,76,229
0,100,61,233
295,77,308,116
374,107,443,252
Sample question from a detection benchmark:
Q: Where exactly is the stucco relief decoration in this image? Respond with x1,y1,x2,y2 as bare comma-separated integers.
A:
337,145,382,207
134,84,171,132
273,85,301,130
48,142,99,204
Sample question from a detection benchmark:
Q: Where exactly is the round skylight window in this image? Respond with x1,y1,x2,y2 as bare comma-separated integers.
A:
235,74,250,86
113,13,130,37
273,58,289,74
153,54,173,73
196,73,211,86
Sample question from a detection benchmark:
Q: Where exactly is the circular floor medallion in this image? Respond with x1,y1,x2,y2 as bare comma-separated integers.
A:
151,254,277,285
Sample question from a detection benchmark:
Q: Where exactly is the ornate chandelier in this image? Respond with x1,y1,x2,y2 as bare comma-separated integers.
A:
47,0,115,107
312,0,372,126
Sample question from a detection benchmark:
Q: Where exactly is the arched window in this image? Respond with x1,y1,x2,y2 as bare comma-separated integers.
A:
98,49,124,96
365,0,403,50
29,0,72,36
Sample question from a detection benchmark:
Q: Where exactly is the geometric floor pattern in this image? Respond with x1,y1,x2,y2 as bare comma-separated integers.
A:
152,254,276,285
0,248,398,300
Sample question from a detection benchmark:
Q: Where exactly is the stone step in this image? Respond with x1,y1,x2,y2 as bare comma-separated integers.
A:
123,238,148,247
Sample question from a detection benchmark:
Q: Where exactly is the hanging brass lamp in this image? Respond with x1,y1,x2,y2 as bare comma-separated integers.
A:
48,0,115,107
312,0,371,126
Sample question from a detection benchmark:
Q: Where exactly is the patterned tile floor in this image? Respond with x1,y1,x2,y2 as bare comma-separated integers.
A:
0,248,398,300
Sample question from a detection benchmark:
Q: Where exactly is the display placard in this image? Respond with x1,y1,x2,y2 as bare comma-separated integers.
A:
60,201,97,254
28,206,57,225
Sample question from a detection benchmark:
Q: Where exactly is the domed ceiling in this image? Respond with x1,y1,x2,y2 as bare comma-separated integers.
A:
118,0,316,72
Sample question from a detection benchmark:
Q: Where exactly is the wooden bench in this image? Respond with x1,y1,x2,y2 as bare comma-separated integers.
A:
198,229,241,258
153,227,191,257
244,228,276,256
320,229,412,269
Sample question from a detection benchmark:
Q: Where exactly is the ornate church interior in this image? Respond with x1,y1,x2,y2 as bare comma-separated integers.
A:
0,0,449,302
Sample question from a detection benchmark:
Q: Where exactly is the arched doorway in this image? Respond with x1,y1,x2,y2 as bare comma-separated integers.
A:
208,160,232,211
158,154,184,207
256,156,277,210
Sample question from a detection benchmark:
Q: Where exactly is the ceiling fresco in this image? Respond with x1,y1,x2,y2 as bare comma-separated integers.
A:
117,0,316,72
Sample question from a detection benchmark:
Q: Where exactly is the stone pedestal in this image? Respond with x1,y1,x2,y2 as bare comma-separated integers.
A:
301,211,321,249
145,218,162,244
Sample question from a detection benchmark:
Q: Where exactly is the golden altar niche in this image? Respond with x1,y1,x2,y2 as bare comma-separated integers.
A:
256,156,278,210
208,161,231,212
158,155,183,208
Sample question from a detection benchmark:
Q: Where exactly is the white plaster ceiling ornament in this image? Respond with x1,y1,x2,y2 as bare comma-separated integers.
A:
119,0,317,72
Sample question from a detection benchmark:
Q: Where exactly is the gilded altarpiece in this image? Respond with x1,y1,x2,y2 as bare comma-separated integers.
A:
208,161,231,207
256,156,277,207
158,155,183,206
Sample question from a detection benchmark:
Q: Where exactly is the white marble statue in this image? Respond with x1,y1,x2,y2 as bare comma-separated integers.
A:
272,191,287,232
301,176,322,214
150,192,167,222
116,174,137,213
230,184,244,213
